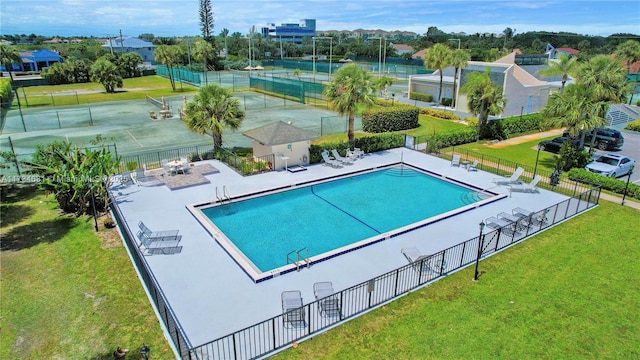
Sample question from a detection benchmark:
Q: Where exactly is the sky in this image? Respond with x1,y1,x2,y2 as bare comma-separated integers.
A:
1,0,639,38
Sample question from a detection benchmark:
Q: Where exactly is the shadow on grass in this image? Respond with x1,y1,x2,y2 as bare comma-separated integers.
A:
0,203,34,228
0,217,73,251
0,184,40,204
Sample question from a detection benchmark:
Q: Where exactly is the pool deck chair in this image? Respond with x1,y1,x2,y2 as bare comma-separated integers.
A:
484,216,519,236
331,149,353,165
136,231,182,255
321,150,342,168
516,208,548,227
493,167,524,185
401,247,444,275
467,160,479,171
509,175,542,195
451,154,461,167
314,282,341,318
138,221,179,239
282,290,306,328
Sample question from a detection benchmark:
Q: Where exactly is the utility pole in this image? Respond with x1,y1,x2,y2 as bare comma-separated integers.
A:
119,29,124,52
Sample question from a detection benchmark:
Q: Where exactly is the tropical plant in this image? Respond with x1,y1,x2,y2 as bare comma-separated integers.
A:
118,52,143,78
90,57,122,93
541,84,606,138
424,43,452,104
323,63,377,146
576,54,630,114
450,49,470,108
0,43,21,82
154,45,183,91
182,83,245,149
375,76,394,98
615,40,640,76
192,38,216,72
460,68,507,139
537,53,578,94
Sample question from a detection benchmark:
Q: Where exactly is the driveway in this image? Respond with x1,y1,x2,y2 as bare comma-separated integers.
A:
589,129,640,184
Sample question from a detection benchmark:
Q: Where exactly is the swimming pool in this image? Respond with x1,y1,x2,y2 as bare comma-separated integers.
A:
188,164,504,282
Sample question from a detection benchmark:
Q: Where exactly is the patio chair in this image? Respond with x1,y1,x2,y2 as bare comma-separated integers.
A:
509,175,542,195
497,212,528,231
321,150,342,168
451,154,461,167
527,208,549,227
138,221,179,239
484,216,519,236
331,149,353,165
136,231,182,255
281,290,306,328
401,247,446,275
314,282,341,318
493,167,524,185
467,160,479,171
353,147,364,159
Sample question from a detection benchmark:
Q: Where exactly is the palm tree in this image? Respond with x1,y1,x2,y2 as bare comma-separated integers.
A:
183,84,245,149
615,40,640,75
577,54,630,112
541,84,606,138
537,53,578,94
323,63,377,146
375,76,394,99
460,68,507,139
424,43,452,105
450,49,470,109
154,45,183,91
0,43,21,82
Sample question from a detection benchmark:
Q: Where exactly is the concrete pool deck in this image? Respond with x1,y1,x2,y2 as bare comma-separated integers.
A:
112,148,572,347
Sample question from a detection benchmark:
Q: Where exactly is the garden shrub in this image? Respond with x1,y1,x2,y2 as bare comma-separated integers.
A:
624,119,640,132
419,107,461,120
568,168,640,200
362,105,419,133
464,117,479,128
481,113,550,140
0,78,12,108
410,92,433,103
425,128,478,153
440,98,452,106
309,133,404,163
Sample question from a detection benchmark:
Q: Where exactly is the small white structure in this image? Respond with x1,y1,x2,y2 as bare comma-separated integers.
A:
242,121,318,171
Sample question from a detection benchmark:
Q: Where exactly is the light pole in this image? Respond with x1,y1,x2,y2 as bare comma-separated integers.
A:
369,37,384,78
314,36,333,81
622,168,634,206
533,146,541,178
473,221,485,281
448,38,461,49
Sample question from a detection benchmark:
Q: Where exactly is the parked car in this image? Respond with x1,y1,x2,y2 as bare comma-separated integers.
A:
585,153,635,178
538,137,582,153
563,127,624,150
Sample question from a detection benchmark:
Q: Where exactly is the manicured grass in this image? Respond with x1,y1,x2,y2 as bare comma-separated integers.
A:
274,201,640,359
13,76,197,107
0,187,171,359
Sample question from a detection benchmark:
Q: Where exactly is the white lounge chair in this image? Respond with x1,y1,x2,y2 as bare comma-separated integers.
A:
314,282,341,318
281,290,306,328
493,167,524,185
467,160,479,171
401,247,446,275
331,149,353,165
451,154,461,167
321,150,342,168
509,175,542,194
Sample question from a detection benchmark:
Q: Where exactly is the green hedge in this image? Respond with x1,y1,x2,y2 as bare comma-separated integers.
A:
362,105,419,133
481,113,552,140
568,168,640,200
410,92,433,102
310,133,405,164
440,98,452,106
0,78,12,108
624,120,640,132
426,128,478,152
419,107,461,120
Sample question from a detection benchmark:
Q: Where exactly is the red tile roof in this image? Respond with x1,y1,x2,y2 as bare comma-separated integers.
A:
556,47,581,55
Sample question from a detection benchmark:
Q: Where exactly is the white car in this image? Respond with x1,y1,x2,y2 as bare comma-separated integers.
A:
585,154,635,178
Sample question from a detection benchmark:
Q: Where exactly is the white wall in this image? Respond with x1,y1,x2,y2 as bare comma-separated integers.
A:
253,140,311,171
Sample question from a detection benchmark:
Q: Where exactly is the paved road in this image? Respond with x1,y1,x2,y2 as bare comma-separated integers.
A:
589,130,640,185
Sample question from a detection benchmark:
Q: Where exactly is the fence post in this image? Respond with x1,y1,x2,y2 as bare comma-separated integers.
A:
8,136,21,176
56,111,62,128
75,91,79,104
51,93,55,106
88,108,94,126
21,88,29,107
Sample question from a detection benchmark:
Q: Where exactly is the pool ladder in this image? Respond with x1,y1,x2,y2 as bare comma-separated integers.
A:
287,247,310,271
215,185,232,204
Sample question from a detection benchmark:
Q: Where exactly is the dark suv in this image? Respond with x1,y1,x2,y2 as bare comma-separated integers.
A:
563,127,624,150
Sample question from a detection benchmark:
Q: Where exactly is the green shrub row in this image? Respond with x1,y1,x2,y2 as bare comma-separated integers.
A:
624,119,640,132
362,105,419,133
419,107,461,120
410,92,434,103
0,78,12,107
568,168,640,200
426,128,478,152
310,133,405,163
481,113,552,140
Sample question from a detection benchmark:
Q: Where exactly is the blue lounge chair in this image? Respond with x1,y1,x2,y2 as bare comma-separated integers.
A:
281,290,306,328
314,282,341,318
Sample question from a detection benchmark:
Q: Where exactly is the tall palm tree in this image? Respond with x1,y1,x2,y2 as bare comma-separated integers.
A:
541,84,606,138
615,40,640,75
450,49,470,109
460,68,507,139
424,43,452,105
154,45,183,91
323,63,377,146
577,54,630,113
375,76,394,99
537,53,578,94
183,84,245,149
0,43,21,82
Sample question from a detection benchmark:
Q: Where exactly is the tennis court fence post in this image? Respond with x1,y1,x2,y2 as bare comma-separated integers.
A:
56,111,61,128
88,108,94,126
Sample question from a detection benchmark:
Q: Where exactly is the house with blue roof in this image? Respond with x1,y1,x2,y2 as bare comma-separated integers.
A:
0,49,62,72
103,37,156,64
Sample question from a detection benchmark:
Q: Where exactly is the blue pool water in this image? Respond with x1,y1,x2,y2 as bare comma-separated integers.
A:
200,167,487,273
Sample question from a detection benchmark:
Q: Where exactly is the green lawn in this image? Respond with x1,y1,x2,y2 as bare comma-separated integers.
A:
274,201,640,359
13,76,198,107
0,187,172,359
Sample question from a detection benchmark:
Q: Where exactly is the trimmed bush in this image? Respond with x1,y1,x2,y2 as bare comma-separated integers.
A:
568,168,640,200
310,133,404,164
410,92,433,103
419,107,461,120
362,105,419,133
0,78,12,108
624,119,640,132
425,128,478,153
481,113,551,140
440,97,452,106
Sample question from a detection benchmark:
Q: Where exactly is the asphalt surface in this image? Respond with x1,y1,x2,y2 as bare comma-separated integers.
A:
589,129,640,185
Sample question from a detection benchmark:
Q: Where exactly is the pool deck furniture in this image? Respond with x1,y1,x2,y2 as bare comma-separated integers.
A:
467,160,479,171
401,247,444,275
493,167,524,185
484,216,519,236
331,149,353,165
451,154,461,167
509,175,542,195
314,282,341,318
136,231,183,255
321,150,342,168
138,221,180,239
281,290,306,328
287,165,307,173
